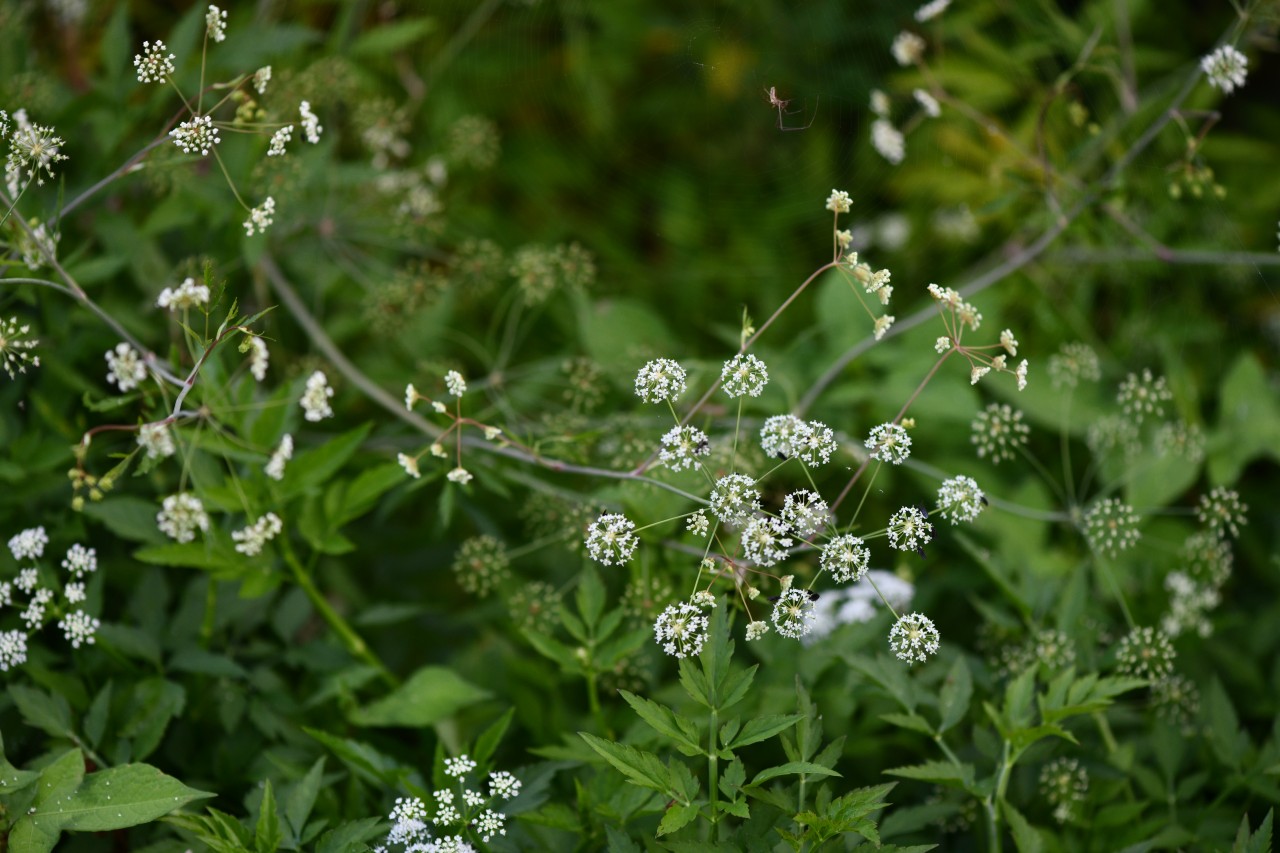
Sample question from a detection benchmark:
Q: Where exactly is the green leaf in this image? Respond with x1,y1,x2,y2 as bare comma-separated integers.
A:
750,761,840,786
133,542,242,576
576,565,606,629
9,685,76,740
255,779,282,853
281,423,372,501
881,712,936,736
885,761,975,789
1233,809,1274,853
579,733,673,794
1206,677,1247,770
81,497,168,543
313,817,385,853
473,708,516,768
304,728,406,787
283,758,325,843
9,762,214,852
619,691,704,757
349,18,437,57
348,666,490,728
1210,353,1280,484
84,683,113,750
679,656,712,708
657,802,700,836
1001,799,1044,853
725,713,803,750
938,656,973,734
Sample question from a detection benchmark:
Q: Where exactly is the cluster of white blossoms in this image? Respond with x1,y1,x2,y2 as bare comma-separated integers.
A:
379,758,520,851
935,475,986,524
653,599,712,658
1115,625,1175,681
267,125,293,157
891,31,926,66
721,353,769,398
708,472,761,527
205,4,228,42
232,512,283,556
887,506,935,554
971,402,1030,463
658,424,710,471
1201,45,1248,94
157,492,210,543
888,612,940,664
1,316,41,379
1040,758,1089,825
871,119,905,165
137,421,176,460
5,110,68,189
865,422,912,465
133,39,175,83
247,335,269,381
913,88,941,118
170,115,220,156
157,277,211,311
1116,368,1171,426
243,196,276,236
820,534,871,584
300,370,334,421
105,342,148,391
584,512,638,565
634,358,687,404
914,0,951,21
771,586,819,639
265,433,293,480
1083,497,1141,557
2,531,103,669
299,100,323,144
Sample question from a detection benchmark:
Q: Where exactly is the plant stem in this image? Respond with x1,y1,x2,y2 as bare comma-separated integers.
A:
278,533,396,686
708,706,720,839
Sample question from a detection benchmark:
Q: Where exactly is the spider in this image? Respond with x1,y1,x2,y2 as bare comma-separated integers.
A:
765,86,818,132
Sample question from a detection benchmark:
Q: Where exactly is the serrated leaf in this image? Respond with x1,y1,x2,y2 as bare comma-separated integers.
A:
886,761,975,789
725,713,803,750
255,779,282,853
750,761,840,786
579,733,672,794
9,685,76,740
575,565,606,629
1233,808,1274,853
348,666,490,728
657,802,700,836
280,423,371,501
283,758,325,842
938,656,973,733
619,691,704,756
1001,798,1044,853
474,708,515,768
881,712,935,735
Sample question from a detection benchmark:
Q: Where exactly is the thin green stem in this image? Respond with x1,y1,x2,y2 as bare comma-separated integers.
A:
708,706,721,838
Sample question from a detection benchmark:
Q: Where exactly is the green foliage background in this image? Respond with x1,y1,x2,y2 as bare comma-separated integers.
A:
2,0,1279,850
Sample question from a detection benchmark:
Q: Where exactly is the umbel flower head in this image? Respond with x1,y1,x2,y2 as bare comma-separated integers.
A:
452,535,510,598
709,473,761,526
721,353,769,398
1197,486,1247,540
1083,497,1141,557
1115,625,1175,681
105,342,148,391
866,422,911,465
634,358,687,404
658,424,711,471
887,505,934,554
771,587,818,639
740,516,793,567
820,534,870,584
300,370,334,421
1040,758,1088,825
1201,45,1248,94
971,402,1029,464
1,316,41,379
156,492,210,543
936,475,986,524
888,612,940,664
653,600,710,658
7,121,68,187
134,40,176,84
584,512,638,565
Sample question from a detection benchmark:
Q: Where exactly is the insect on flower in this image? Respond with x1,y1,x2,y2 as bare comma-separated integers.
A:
766,86,818,132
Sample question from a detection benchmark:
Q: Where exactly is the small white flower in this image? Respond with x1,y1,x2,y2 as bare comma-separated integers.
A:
870,89,891,117
971,365,991,385
913,88,941,117
16,567,40,594
446,467,473,485
887,505,934,553
585,512,638,565
820,534,870,583
65,582,86,604
300,370,334,421
709,473,760,526
936,475,985,524
137,422,176,459
267,125,293,157
243,197,276,236
760,414,807,460
915,0,951,21
658,424,711,471
874,314,895,340
299,100,323,143
0,630,29,671
888,612,940,663
1000,329,1019,357
134,40,175,83
634,358,687,403
265,434,293,480
231,512,283,556
169,115,221,156
745,620,770,641
740,516,793,567
59,610,100,649
247,336,269,381
1,316,41,378
1201,45,1248,94
871,119,905,164
1016,359,1029,391
397,453,421,479
825,189,852,214
653,601,710,658
781,489,829,538
157,493,210,543
444,755,477,778
771,587,817,639
935,336,953,354
105,342,148,391
205,4,228,42
891,31,926,66
866,422,911,464
405,383,419,411
8,526,49,560
793,420,838,466
721,353,769,398
253,66,272,94
445,370,467,397
686,511,710,538
157,277,211,311
489,770,522,800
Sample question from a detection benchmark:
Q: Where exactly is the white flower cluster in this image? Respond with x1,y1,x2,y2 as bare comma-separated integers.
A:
887,506,934,554
157,277,210,311
205,4,227,42
891,31,926,66
658,424,710,471
1201,45,1247,94
1,535,104,669
266,434,293,480
247,336,269,381
243,196,276,236
585,512,638,565
936,475,985,524
134,40,175,84
61,543,97,578
825,189,852,213
654,600,712,658
759,415,838,465
232,512,283,556
771,587,818,639
445,370,467,397
105,342,148,391
634,358,687,403
888,612,940,664
1,316,41,379
820,534,871,584
137,422,177,459
709,473,761,526
6,116,68,187
865,422,911,465
300,370,334,421
380,759,520,849
299,101,323,144
721,353,769,398
267,125,293,157
8,526,48,560
170,115,220,156
871,119,905,165
157,493,210,542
